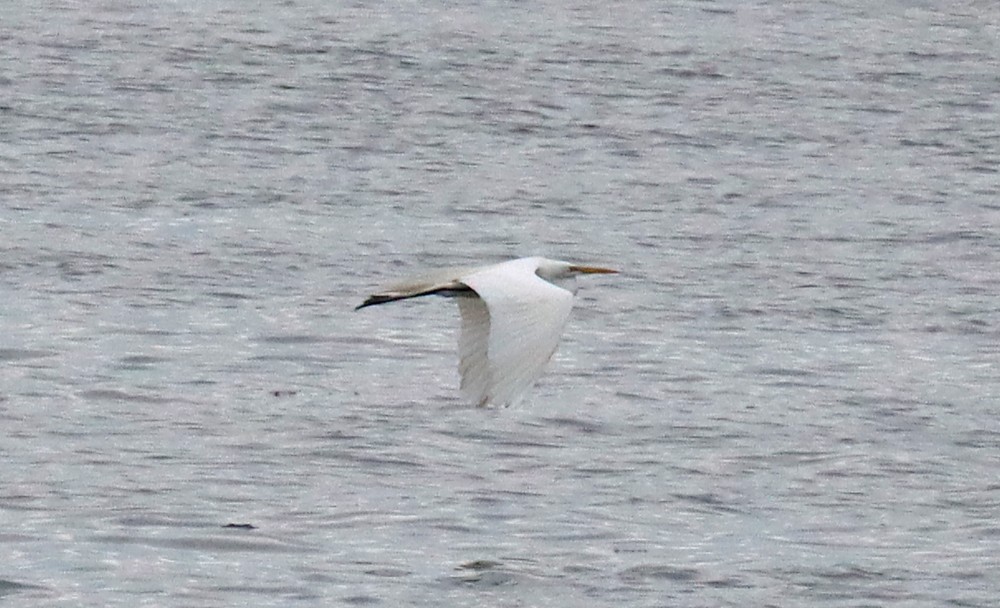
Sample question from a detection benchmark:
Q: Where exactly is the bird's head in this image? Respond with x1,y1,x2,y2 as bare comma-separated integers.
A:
533,258,617,293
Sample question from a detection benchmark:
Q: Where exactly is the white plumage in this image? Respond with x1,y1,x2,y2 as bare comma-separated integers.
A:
357,257,616,407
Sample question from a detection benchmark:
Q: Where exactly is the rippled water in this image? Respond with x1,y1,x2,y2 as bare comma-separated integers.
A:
3,0,999,606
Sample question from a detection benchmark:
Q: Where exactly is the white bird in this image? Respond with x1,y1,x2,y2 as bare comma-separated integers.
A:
356,257,617,407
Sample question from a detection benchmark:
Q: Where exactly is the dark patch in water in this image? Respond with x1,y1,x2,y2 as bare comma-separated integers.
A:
77,389,171,404
620,564,700,582
457,559,501,571
0,348,55,361
0,579,44,597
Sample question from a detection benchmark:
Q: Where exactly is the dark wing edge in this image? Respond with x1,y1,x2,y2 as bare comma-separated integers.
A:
355,282,474,310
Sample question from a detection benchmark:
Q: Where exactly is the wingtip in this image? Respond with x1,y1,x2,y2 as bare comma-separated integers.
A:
355,293,406,310
354,296,381,310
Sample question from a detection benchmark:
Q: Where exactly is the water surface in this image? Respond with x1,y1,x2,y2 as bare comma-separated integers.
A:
2,1,999,606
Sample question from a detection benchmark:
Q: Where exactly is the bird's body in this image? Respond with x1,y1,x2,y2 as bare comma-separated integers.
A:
357,257,616,407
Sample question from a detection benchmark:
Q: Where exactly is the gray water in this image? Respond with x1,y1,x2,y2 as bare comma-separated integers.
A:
2,0,1000,605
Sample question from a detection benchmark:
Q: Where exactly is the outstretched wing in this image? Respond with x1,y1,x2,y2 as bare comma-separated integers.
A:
458,260,575,407
356,266,476,309
456,296,491,406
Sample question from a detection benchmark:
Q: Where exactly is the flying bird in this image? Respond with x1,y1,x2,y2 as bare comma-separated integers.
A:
356,257,616,407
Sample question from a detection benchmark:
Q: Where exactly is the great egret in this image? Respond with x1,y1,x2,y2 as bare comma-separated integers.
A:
356,257,616,407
